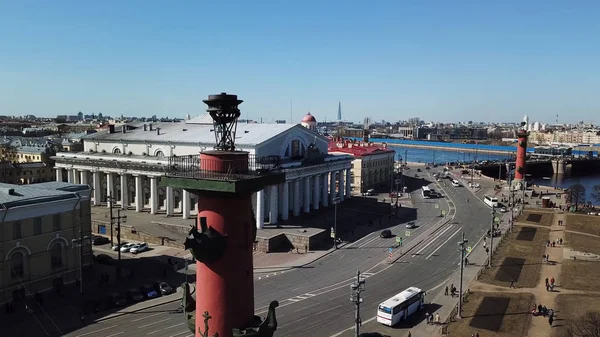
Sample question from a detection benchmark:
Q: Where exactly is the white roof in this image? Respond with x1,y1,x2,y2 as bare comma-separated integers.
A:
83,122,298,147
379,287,423,308
186,113,214,125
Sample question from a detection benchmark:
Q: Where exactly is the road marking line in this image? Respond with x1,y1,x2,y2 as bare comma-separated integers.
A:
295,296,308,299
357,234,381,249
106,333,124,337
138,317,172,328
305,293,316,297
75,326,119,337
132,312,164,322
147,323,185,335
426,227,463,259
412,225,454,256
287,298,300,302
168,332,190,337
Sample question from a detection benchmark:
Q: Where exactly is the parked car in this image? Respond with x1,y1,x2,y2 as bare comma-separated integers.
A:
93,254,114,265
126,289,145,303
91,236,110,245
157,282,174,295
140,285,159,299
405,221,416,229
112,242,128,251
130,242,149,254
380,229,392,238
120,243,136,253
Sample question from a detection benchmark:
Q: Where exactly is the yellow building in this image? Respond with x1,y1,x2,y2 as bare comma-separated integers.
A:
0,182,92,305
0,145,51,164
328,138,396,193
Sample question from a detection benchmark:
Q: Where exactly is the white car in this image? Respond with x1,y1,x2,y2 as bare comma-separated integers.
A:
130,242,149,254
120,243,136,253
112,242,128,251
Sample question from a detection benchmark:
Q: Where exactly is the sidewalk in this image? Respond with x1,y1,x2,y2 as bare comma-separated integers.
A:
408,202,514,337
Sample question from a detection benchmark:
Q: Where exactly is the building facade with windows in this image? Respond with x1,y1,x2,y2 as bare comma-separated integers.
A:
328,138,396,193
0,182,91,305
52,114,353,230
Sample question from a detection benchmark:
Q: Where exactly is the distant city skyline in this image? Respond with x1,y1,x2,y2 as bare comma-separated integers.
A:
1,1,600,123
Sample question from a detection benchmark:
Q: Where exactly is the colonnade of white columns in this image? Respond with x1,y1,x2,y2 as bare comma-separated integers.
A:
253,168,352,230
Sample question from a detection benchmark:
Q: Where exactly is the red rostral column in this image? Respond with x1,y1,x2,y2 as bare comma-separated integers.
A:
514,128,530,182
162,93,282,337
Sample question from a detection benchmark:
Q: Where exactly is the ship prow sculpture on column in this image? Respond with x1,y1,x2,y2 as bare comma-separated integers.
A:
162,92,284,337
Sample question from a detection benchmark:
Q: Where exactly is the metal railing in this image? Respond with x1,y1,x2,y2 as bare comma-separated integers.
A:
165,154,283,180
54,157,170,173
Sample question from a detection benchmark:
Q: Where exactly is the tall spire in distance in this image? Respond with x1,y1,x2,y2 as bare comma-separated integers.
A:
337,101,342,121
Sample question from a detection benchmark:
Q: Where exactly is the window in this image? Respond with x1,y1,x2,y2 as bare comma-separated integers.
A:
34,217,42,235
113,148,122,154
291,140,300,158
155,150,164,157
10,252,24,279
50,244,63,268
13,221,22,239
53,214,61,231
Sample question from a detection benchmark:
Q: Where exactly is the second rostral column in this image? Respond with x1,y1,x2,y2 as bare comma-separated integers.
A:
161,93,284,337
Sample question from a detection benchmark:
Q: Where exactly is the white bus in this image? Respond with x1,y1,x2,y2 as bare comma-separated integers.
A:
451,179,461,187
484,195,499,208
421,186,431,199
377,287,425,326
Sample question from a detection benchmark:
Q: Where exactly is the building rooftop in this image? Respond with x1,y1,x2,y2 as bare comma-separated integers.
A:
82,121,299,148
0,181,89,208
328,137,395,157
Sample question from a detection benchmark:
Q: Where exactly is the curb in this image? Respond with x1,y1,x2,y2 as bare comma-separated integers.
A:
93,284,195,323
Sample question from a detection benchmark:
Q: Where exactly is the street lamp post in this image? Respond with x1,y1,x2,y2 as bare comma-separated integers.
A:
71,228,91,318
457,232,468,319
350,271,366,337
333,197,341,249
488,208,496,268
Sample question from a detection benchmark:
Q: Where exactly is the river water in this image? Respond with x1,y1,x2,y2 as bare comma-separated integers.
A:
388,145,600,203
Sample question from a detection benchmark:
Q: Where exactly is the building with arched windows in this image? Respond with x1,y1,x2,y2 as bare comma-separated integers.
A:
52,113,353,230
0,181,91,305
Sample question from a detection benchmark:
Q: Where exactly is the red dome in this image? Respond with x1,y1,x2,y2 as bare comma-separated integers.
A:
302,113,316,123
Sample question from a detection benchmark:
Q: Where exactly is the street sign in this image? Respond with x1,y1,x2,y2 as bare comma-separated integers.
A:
467,246,472,253
494,216,500,223
441,210,447,216
435,204,439,209
330,231,335,238
405,231,411,237
389,247,393,253
389,247,393,258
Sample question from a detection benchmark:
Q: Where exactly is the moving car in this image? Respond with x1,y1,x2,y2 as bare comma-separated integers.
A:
130,242,149,254
91,236,110,245
120,243,136,253
93,254,114,265
405,221,416,229
380,229,393,238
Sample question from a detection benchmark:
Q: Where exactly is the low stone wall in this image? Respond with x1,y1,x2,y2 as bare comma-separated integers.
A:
91,220,183,249
154,221,190,235
255,230,329,253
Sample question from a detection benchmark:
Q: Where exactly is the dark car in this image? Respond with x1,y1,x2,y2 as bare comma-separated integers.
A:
92,236,110,245
140,285,159,299
126,289,145,303
93,254,114,265
380,229,392,238
157,282,174,295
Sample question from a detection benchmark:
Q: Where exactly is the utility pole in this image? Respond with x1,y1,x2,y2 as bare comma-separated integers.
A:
457,232,468,319
108,194,115,246
404,149,408,166
111,209,127,278
488,207,495,268
71,203,91,318
350,271,366,337
333,197,340,249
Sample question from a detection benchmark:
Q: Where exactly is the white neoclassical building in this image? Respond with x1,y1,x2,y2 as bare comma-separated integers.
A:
52,113,353,229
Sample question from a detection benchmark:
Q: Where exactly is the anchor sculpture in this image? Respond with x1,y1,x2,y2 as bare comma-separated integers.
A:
184,217,228,264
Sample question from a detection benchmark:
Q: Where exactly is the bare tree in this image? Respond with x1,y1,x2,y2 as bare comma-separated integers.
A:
591,185,600,205
563,311,600,337
566,183,586,210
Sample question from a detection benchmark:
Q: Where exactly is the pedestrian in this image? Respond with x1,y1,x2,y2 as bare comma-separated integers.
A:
426,312,430,324
545,277,549,287
445,286,448,296
550,277,555,286
549,315,554,326
476,333,480,337
408,332,411,337
510,278,516,288
435,313,440,325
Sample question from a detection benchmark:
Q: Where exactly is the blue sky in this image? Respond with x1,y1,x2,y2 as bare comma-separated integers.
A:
1,1,599,124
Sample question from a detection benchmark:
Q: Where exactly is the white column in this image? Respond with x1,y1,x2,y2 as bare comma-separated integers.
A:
346,169,352,198
119,174,128,209
92,171,101,206
303,177,311,213
329,171,336,203
281,182,289,220
166,186,174,216
269,185,278,224
67,169,73,183
182,190,191,219
73,169,80,184
55,168,63,182
256,189,265,229
313,174,320,210
135,175,143,212
150,176,158,214
80,170,88,187
106,173,114,208
338,170,345,201
293,179,301,216
322,173,329,207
